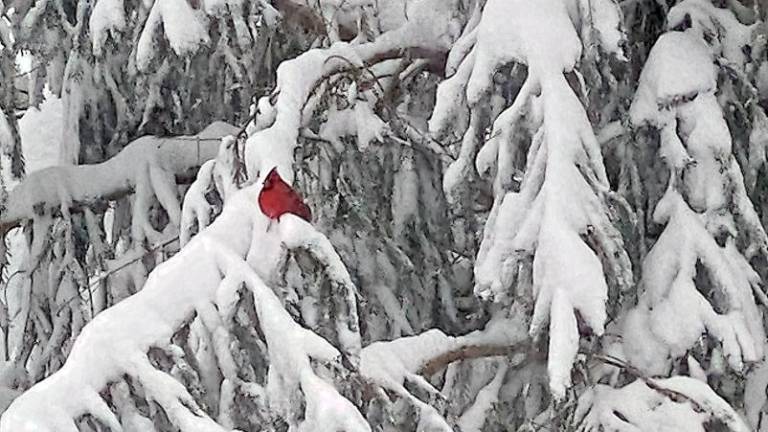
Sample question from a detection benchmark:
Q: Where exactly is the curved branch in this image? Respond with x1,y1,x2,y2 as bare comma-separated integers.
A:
419,342,530,377
0,122,238,235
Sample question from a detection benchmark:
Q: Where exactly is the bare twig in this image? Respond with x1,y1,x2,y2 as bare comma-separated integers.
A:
13,65,42,79
419,341,533,376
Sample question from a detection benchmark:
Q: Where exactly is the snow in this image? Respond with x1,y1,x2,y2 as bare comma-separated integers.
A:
630,31,716,127
624,25,767,377
6,0,767,428
444,0,481,77
533,213,607,399
1,94,64,375
482,77,537,195
59,54,87,165
219,228,366,431
436,0,621,399
445,26,478,79
2,182,366,431
136,0,210,71
428,48,473,140
624,191,765,375
89,0,126,56
575,377,750,432
277,216,362,362
745,360,768,429
360,311,527,428
2,229,227,430
362,329,460,391
319,99,387,151
577,0,626,60
457,361,507,432
686,356,708,383
243,0,464,191
244,43,365,183
748,108,768,191
1,121,238,403
17,94,63,174
442,111,481,202
110,382,156,432
0,15,11,51
180,159,217,247
651,376,751,432
0,108,12,157
2,121,237,235
466,0,581,105
667,0,755,69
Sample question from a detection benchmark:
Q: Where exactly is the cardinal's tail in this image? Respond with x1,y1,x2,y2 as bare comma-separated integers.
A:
300,203,312,223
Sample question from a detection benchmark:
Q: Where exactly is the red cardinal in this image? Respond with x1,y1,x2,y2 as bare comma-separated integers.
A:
258,167,312,223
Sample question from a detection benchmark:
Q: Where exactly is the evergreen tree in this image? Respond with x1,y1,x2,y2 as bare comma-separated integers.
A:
0,0,767,430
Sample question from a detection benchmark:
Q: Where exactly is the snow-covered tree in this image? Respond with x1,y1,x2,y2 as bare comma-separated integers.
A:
1,0,768,431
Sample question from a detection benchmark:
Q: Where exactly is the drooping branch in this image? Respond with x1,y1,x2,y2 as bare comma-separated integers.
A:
0,122,238,235
361,310,529,387
622,29,766,377
433,0,632,400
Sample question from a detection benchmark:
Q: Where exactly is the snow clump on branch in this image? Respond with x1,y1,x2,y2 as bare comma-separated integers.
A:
624,29,766,377
430,0,631,399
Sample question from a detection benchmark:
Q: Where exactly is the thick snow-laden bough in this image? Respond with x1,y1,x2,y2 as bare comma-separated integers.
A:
576,12,767,431
7,0,768,429
0,176,365,432
0,122,239,391
0,0,474,428
623,28,766,377
432,0,631,399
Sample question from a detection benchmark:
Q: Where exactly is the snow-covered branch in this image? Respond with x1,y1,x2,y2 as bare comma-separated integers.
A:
243,0,464,183
623,29,766,377
433,0,631,399
576,375,751,431
0,122,237,237
360,309,529,430
8,0,765,430
1,183,364,431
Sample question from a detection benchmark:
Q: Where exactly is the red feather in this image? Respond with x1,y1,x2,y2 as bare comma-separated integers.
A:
258,168,312,222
